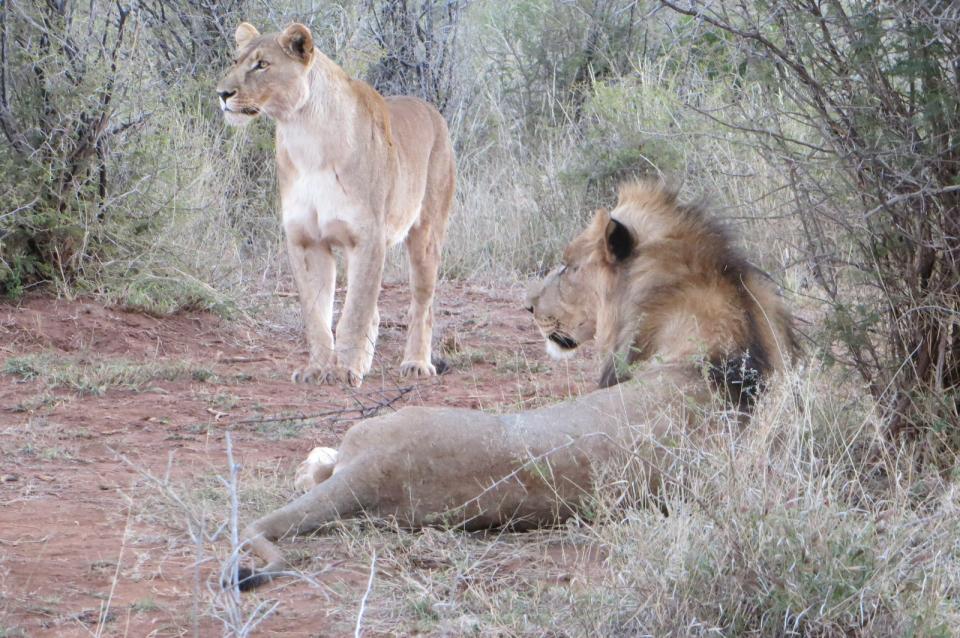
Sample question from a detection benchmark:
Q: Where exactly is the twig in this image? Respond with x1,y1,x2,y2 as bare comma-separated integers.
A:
95,506,132,638
354,549,377,638
224,432,242,601
233,386,415,425
0,535,50,546
863,184,960,218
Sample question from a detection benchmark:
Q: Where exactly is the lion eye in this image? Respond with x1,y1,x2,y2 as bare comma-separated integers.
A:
253,59,269,71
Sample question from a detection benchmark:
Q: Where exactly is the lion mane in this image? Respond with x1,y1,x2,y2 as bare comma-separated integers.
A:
529,179,799,406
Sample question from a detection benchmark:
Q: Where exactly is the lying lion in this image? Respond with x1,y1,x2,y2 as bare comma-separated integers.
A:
233,180,797,590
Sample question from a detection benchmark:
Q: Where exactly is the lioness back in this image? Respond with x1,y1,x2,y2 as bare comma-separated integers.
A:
381,95,455,244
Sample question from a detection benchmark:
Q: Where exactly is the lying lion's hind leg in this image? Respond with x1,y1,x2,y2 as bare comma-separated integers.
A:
230,467,366,591
293,446,339,492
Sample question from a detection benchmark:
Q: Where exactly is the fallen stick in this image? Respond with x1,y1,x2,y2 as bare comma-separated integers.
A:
232,385,415,426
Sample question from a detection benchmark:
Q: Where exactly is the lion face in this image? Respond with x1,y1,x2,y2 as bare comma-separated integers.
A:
525,216,610,359
526,263,599,360
526,204,643,363
215,23,315,126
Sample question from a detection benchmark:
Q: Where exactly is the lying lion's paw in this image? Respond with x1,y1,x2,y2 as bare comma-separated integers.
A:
400,359,436,378
294,446,338,492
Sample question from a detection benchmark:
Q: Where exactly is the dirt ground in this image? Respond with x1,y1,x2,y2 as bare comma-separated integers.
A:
0,282,596,637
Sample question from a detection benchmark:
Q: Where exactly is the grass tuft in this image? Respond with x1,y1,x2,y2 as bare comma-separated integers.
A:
3,354,218,396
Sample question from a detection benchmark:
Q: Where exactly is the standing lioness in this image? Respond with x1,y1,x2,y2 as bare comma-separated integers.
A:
216,23,455,386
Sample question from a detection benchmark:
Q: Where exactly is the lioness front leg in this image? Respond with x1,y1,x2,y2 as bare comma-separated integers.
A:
331,239,386,387
287,237,337,383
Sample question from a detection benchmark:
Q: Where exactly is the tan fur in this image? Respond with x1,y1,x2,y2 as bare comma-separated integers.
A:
216,23,456,386
231,181,797,591
527,180,799,389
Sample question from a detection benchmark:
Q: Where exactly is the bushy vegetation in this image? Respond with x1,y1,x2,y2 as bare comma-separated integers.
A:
2,1,958,634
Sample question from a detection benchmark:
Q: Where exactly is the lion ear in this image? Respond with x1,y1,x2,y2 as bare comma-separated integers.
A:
603,218,635,264
279,23,314,65
235,22,260,50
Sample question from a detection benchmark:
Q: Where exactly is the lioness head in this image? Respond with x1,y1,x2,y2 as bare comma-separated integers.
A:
215,23,316,126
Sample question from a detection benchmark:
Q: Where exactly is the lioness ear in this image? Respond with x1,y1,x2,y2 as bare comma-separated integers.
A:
603,218,635,263
235,22,260,50
279,23,314,65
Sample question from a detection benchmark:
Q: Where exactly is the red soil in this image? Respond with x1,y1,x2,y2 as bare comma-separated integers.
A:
0,282,595,637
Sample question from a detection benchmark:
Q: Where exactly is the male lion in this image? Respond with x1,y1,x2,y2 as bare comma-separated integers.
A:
231,180,798,591
216,23,455,387
527,180,799,397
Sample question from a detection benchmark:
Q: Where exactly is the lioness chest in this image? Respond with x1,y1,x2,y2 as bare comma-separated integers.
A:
277,129,421,251
280,167,370,249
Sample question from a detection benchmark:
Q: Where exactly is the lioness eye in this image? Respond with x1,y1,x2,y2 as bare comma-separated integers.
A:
253,59,269,70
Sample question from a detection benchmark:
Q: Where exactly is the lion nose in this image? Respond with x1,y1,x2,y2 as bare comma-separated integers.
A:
218,89,236,102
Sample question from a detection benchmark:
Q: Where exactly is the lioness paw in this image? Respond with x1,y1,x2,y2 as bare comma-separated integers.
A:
400,360,436,378
313,365,363,387
292,364,362,387
291,365,324,384
294,446,338,492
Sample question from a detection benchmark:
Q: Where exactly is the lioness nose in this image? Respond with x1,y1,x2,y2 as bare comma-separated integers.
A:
218,89,236,101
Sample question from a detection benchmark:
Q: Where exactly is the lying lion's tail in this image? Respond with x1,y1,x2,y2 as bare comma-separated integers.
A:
232,465,367,591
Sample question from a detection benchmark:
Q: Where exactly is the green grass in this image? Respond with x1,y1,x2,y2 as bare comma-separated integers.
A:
101,272,236,318
131,598,161,614
254,418,314,440
3,353,220,396
9,391,64,413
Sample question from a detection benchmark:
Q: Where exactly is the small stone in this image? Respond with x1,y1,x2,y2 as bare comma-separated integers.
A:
1,474,18,482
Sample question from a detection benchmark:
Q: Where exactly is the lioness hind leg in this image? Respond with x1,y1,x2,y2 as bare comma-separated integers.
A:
401,167,454,378
293,446,339,492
